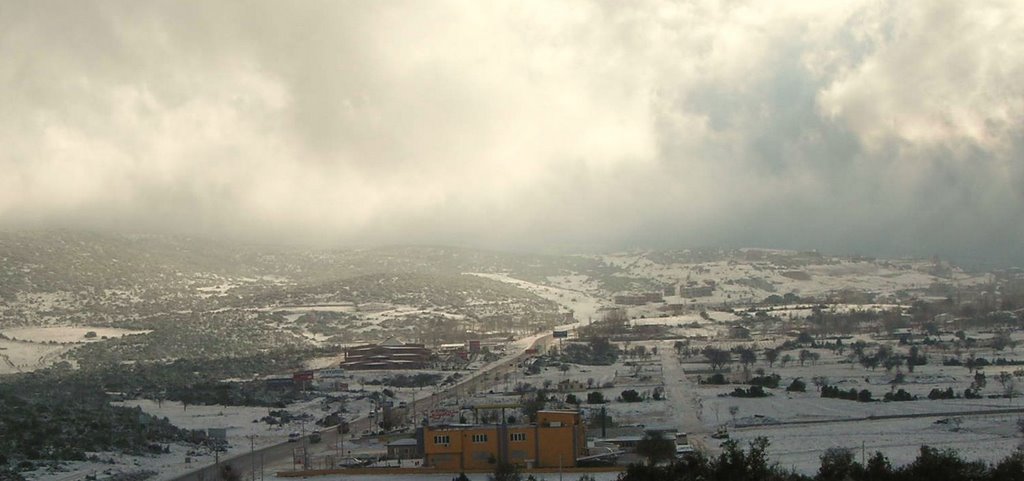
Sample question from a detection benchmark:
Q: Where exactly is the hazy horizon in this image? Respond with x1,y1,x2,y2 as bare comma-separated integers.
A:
2,1,1022,264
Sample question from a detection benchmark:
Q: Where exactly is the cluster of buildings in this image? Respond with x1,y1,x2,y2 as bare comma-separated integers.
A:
679,283,715,298
341,338,497,370
614,281,720,306
265,337,501,391
380,411,693,472
613,292,664,305
341,338,432,370
386,410,588,470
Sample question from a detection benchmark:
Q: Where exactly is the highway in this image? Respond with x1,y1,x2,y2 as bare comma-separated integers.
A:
168,333,552,481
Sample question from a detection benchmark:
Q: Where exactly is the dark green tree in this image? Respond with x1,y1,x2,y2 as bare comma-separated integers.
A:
636,433,675,466
521,390,547,422
863,451,894,481
900,446,986,481
488,461,522,481
817,447,862,481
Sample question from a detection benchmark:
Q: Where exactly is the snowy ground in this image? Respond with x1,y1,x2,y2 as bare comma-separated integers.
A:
0,326,149,344
456,324,1024,476
0,339,72,374
97,398,338,480
0,326,149,374
16,260,1019,480
595,252,988,306
686,336,1024,474
28,323,553,481
470,273,607,324
728,414,1021,475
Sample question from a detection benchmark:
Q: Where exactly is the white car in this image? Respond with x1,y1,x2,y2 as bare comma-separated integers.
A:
288,432,301,442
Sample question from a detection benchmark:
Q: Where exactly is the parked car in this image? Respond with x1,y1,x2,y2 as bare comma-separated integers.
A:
288,432,301,442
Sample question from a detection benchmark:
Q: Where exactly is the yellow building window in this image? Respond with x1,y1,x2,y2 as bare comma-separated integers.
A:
510,432,527,442
434,435,451,445
471,434,488,443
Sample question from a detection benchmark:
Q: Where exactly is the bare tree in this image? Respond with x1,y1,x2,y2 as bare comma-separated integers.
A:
737,347,757,369
799,349,812,366
703,346,732,370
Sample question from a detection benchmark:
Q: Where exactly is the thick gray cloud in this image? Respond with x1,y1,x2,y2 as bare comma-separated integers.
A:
1,0,1022,263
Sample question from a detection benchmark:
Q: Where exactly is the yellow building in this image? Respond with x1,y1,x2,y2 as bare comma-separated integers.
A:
422,410,586,471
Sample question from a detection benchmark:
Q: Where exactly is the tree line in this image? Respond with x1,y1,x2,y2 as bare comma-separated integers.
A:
623,436,1024,481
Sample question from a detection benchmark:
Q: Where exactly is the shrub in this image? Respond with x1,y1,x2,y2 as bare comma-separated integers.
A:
883,389,915,402
786,379,806,392
620,389,642,403
749,374,780,389
821,385,874,402
704,373,728,385
728,386,768,398
928,388,956,400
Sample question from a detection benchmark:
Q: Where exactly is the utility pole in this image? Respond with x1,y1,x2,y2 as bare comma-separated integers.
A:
342,417,350,466
600,406,607,438
246,433,258,481
212,446,220,481
301,419,309,469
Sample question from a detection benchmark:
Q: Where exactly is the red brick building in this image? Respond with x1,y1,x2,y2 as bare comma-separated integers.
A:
342,338,431,370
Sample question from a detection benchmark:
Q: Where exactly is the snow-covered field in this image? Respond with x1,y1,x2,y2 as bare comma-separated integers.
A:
684,335,1024,474
728,414,1021,475
597,252,989,305
0,339,71,374
27,327,552,481
10,251,1020,480
29,395,346,481
470,273,607,325
0,326,149,374
1,326,149,344
458,325,1024,476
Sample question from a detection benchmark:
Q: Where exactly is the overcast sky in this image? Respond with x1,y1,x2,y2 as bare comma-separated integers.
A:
1,1,1022,263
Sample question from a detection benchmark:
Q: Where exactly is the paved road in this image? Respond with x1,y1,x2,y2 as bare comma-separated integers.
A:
169,334,552,481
